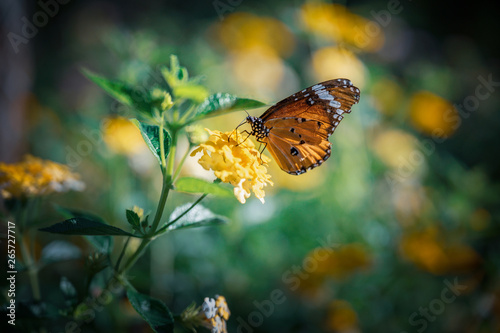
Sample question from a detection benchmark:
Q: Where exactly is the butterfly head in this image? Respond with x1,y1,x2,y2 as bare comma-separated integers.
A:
246,116,270,141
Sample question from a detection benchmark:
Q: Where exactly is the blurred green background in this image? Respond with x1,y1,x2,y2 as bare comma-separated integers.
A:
1,0,500,332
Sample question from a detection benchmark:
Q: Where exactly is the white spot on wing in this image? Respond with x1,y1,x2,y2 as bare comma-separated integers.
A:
329,100,341,108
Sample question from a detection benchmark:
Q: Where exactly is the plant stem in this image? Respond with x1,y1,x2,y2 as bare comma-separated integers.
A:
114,236,131,271
120,126,178,274
156,193,207,234
18,233,41,301
117,237,151,274
149,129,177,235
172,144,192,183
16,198,42,302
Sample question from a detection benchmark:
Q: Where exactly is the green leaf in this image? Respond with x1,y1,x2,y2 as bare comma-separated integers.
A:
126,209,141,228
127,289,174,333
130,119,171,165
189,93,266,123
175,177,233,197
40,217,135,237
166,203,229,231
54,207,116,252
82,68,153,115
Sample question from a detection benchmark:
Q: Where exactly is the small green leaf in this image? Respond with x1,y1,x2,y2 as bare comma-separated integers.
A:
130,119,171,165
127,289,174,333
126,209,141,228
82,68,153,115
40,217,135,237
175,177,233,197
189,93,266,123
166,204,229,231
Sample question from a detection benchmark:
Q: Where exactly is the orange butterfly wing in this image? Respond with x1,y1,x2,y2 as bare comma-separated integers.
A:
263,118,332,174
257,78,360,175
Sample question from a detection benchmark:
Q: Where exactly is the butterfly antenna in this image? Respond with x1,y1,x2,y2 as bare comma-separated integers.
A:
229,118,248,142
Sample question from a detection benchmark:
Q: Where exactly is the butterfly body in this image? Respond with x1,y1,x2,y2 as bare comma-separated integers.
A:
247,78,360,175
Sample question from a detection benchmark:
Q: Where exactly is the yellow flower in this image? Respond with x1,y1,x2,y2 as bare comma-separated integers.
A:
131,205,144,220
325,300,359,332
215,12,295,58
399,226,481,275
213,12,293,96
371,129,417,169
102,116,145,155
311,47,366,88
215,295,230,320
409,91,458,138
300,3,384,52
190,129,273,204
0,155,85,198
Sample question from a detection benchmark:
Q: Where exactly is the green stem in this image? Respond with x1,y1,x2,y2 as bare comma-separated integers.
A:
156,193,207,235
149,129,177,235
117,237,151,274
120,127,178,274
172,144,192,182
114,236,131,271
15,198,42,302
18,233,41,301
178,105,196,125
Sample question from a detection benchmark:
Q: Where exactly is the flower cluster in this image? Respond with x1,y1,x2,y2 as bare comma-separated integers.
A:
0,155,84,198
191,129,273,204
181,295,230,333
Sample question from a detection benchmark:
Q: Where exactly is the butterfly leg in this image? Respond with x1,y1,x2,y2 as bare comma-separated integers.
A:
256,138,268,164
235,130,252,146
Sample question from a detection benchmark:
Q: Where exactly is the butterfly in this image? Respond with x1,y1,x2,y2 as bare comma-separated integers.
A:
245,78,360,175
